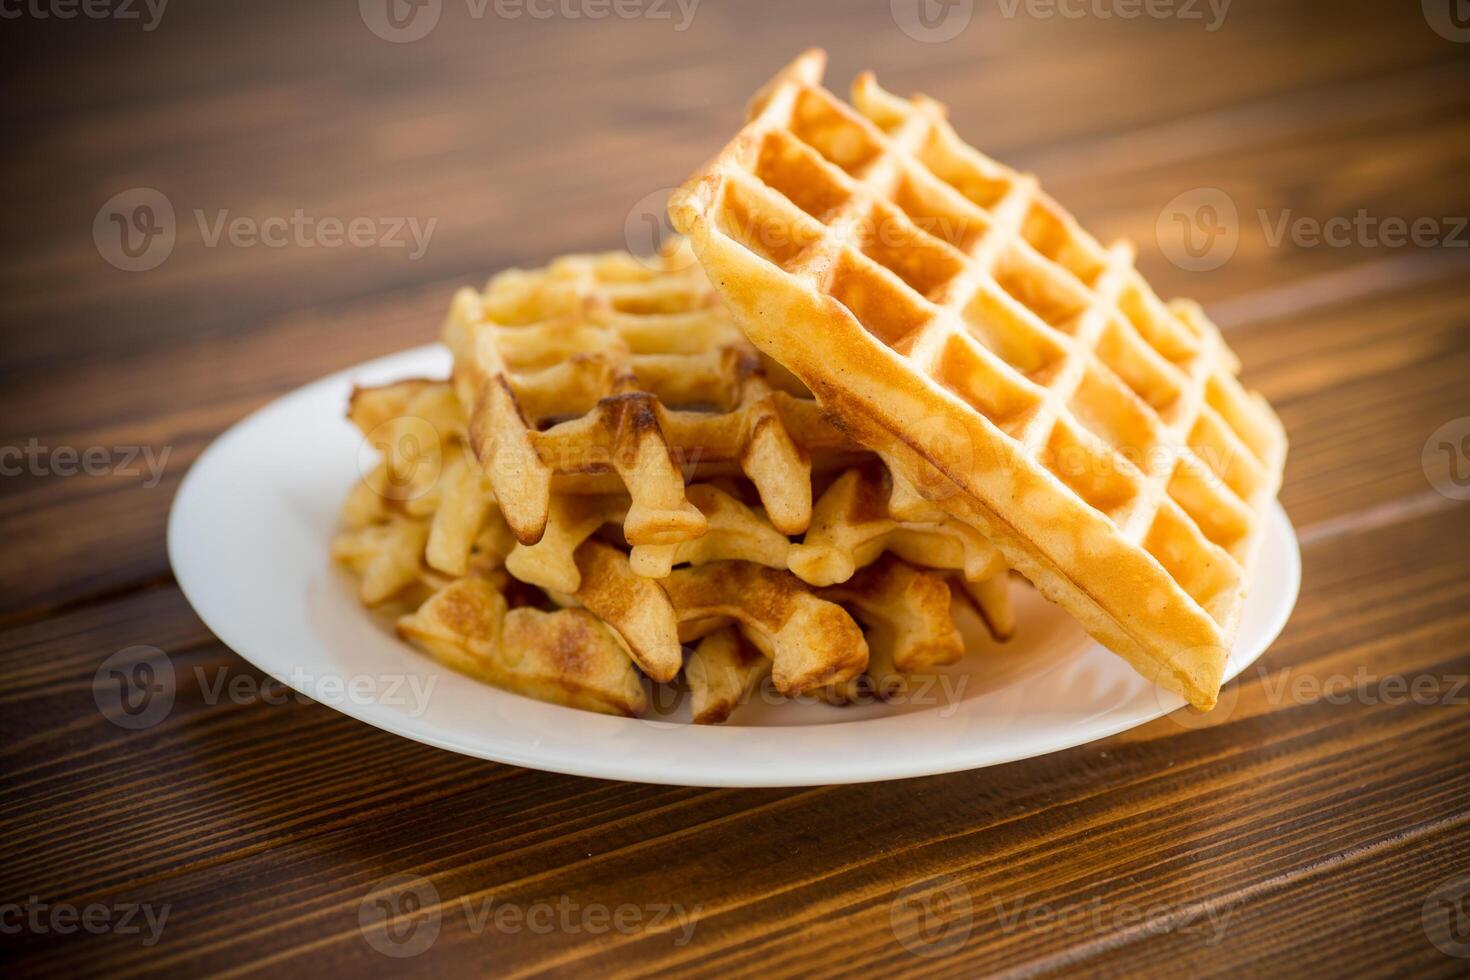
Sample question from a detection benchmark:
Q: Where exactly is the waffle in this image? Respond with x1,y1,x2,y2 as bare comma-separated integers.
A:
333,474,647,717
398,577,648,718
348,377,1016,652
336,380,1000,719
347,382,507,578
503,465,1016,640
819,555,965,704
573,540,868,694
670,50,1286,708
503,481,793,589
685,628,768,724
442,245,860,550
683,557,969,717
332,464,959,708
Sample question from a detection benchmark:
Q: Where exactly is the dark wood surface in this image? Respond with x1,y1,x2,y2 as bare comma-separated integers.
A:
4,1,1469,976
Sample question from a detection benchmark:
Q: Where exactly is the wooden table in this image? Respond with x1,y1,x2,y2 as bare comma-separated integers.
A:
4,1,1469,975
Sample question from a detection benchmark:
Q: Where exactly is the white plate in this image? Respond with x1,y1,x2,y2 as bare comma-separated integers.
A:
169,344,1301,787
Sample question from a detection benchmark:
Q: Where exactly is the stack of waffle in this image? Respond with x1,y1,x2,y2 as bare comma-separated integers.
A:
334,244,1016,722
336,49,1286,720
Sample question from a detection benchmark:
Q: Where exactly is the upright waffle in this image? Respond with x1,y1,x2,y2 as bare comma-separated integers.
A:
443,245,859,550
671,50,1286,708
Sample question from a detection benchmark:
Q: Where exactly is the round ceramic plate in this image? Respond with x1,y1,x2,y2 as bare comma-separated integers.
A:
168,344,1301,787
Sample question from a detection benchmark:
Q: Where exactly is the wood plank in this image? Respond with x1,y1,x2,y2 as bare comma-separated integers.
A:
1232,263,1470,526
3,494,1466,976
1088,823,1470,977
8,50,1460,441
1,1,1459,375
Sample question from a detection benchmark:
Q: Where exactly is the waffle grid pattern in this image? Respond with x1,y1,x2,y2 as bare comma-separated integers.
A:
672,51,1286,706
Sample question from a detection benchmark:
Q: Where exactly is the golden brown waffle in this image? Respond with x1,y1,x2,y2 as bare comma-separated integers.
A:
508,482,795,587
332,514,433,606
685,628,769,724
442,245,860,550
501,460,1003,593
501,465,1016,646
682,557,969,717
398,578,647,718
819,556,965,704
571,540,868,694
346,382,508,578
332,463,646,717
671,50,1286,708
347,373,1016,641
790,463,1004,588
338,379,993,725
347,379,466,519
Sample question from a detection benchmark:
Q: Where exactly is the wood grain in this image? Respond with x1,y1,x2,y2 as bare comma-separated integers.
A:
2,0,1468,976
